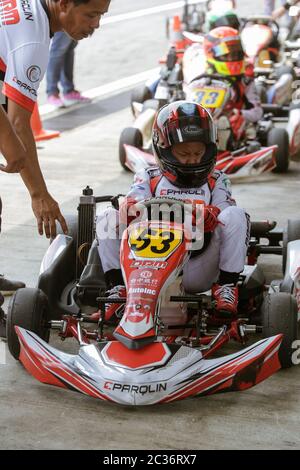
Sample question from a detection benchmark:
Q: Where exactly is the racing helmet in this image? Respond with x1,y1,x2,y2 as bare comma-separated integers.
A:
204,26,245,76
207,10,240,31
152,101,217,188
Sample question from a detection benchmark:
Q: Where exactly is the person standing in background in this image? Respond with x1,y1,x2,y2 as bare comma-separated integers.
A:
47,31,91,107
264,0,287,15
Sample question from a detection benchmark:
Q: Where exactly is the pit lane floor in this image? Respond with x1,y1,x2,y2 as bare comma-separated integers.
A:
1,0,300,451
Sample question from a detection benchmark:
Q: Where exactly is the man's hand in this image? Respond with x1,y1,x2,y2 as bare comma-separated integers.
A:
0,153,26,173
31,193,68,239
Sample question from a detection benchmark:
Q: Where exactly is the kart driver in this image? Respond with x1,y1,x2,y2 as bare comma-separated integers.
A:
0,0,111,239
202,26,263,143
96,101,250,320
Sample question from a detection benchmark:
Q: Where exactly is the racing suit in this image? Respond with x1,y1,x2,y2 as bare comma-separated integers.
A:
231,76,263,123
96,167,250,293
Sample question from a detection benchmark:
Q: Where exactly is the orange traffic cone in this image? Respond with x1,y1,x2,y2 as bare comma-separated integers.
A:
170,15,185,51
30,103,60,141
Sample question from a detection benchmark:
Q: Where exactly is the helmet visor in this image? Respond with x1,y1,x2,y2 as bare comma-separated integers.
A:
212,37,244,62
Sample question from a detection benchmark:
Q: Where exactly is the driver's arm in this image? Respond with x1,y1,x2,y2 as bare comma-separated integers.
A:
7,98,68,238
241,81,263,123
120,169,153,225
210,171,236,211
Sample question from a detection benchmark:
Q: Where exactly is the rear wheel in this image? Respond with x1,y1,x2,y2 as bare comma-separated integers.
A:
282,219,300,274
7,288,50,360
119,127,143,171
262,292,298,368
267,127,290,173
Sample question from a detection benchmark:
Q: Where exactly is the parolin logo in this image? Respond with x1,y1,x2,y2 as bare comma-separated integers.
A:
104,382,167,394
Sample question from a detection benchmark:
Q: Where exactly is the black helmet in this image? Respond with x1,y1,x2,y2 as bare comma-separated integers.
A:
152,101,217,188
207,10,241,32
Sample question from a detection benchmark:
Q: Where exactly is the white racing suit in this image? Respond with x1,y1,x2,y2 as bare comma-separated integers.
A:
96,168,250,293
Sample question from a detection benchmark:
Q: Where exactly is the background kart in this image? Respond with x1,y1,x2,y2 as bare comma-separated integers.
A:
128,11,300,163
120,66,288,177
6,189,300,405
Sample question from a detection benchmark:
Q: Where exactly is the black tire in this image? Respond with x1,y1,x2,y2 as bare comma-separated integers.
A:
267,127,290,173
119,127,143,171
282,219,300,274
262,292,298,368
7,288,50,360
131,85,152,114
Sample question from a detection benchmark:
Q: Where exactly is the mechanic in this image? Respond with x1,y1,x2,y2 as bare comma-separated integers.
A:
202,26,263,142
0,0,111,239
0,106,27,318
96,101,250,320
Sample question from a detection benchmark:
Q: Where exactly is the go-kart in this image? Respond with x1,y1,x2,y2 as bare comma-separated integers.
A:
241,16,299,103
6,188,300,405
120,71,290,177
166,0,236,37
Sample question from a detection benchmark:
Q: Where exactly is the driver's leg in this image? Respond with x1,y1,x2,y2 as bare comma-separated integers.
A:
183,206,250,317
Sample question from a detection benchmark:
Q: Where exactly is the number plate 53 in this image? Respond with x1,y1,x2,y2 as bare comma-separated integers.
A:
128,226,183,261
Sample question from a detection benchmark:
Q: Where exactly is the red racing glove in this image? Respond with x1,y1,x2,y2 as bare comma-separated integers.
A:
119,197,139,226
204,205,221,232
184,200,221,232
229,109,246,141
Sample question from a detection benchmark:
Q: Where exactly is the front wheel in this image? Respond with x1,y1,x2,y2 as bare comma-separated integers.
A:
262,292,298,368
267,127,290,173
119,127,143,171
7,288,50,360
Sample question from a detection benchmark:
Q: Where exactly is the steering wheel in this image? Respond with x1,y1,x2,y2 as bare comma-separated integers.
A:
189,73,235,85
133,197,193,223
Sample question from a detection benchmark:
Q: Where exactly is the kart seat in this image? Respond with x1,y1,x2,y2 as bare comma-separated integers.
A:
78,239,106,290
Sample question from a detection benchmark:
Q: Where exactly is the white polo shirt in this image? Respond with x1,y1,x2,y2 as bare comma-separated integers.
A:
0,0,51,112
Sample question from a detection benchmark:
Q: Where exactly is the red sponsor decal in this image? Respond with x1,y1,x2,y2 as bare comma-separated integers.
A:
0,0,20,25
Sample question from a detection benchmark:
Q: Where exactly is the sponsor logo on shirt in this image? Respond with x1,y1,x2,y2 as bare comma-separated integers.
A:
160,189,205,196
12,76,37,96
21,0,34,21
0,0,20,25
26,65,41,83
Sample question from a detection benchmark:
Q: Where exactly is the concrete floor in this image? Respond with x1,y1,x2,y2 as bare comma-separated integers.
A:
1,0,300,451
